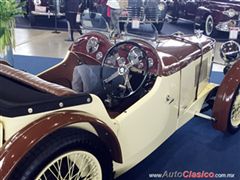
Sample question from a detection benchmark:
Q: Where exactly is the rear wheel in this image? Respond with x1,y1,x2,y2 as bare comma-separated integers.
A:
9,128,113,180
228,86,240,133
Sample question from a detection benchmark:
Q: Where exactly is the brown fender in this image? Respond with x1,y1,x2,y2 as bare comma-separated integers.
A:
0,60,11,66
0,110,122,179
212,60,240,132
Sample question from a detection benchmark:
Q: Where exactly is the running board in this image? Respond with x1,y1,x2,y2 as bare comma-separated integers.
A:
195,113,216,122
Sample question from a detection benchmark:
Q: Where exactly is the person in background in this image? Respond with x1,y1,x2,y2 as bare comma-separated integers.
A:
96,0,108,21
88,0,98,13
65,0,83,41
106,0,121,38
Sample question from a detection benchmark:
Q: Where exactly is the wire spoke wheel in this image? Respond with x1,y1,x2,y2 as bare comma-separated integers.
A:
36,151,102,180
230,88,240,128
9,129,113,180
205,15,214,36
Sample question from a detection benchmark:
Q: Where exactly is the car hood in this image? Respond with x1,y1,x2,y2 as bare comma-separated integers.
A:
154,35,215,75
155,35,214,62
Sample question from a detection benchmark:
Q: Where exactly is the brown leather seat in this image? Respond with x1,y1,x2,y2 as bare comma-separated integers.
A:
0,64,77,97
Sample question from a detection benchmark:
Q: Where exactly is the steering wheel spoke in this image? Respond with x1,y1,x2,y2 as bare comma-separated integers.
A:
124,74,133,94
101,41,149,99
103,71,120,84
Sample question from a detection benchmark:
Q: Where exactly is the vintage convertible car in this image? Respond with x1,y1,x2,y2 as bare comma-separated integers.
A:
0,14,240,179
167,0,240,37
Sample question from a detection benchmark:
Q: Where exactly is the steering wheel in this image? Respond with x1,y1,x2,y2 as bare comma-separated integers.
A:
101,41,149,99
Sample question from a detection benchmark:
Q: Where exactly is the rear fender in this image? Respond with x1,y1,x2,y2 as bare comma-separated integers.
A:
212,60,240,131
0,110,122,179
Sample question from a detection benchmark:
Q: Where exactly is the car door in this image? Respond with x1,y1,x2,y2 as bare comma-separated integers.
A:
184,0,198,20
179,49,213,116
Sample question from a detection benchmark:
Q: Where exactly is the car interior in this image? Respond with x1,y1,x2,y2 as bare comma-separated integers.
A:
0,12,214,119
37,32,159,117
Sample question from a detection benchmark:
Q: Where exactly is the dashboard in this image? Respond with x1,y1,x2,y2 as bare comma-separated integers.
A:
70,32,112,65
70,32,160,75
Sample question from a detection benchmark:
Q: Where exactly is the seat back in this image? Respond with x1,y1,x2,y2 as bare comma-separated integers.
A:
0,64,76,96
38,52,81,88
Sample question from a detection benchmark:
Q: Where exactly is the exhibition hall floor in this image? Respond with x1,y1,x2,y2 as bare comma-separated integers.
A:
14,28,72,58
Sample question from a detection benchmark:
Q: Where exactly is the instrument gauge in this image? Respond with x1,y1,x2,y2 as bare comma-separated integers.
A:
148,58,154,68
128,47,143,65
86,37,99,54
117,57,126,66
96,52,103,60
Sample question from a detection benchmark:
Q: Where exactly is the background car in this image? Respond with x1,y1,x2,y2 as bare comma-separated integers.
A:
22,0,65,26
167,0,240,37
120,0,167,33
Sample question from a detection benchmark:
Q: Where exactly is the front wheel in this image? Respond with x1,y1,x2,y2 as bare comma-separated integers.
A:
153,22,164,34
9,128,113,180
228,86,240,133
203,14,216,36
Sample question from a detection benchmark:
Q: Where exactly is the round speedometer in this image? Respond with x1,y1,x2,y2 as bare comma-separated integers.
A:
86,37,99,54
128,47,143,65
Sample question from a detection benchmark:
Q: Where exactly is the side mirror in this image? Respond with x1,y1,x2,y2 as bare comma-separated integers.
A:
220,40,240,63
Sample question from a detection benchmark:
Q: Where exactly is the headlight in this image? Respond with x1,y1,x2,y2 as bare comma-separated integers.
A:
223,9,237,18
33,0,41,6
220,40,240,63
158,3,165,11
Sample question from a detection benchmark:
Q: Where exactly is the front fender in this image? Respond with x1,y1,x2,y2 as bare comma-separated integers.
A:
195,6,212,26
0,110,122,179
213,60,240,132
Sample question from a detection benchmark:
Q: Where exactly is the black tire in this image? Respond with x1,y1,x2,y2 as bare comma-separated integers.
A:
202,14,216,37
9,128,113,180
228,86,240,133
154,22,164,34
223,65,231,75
